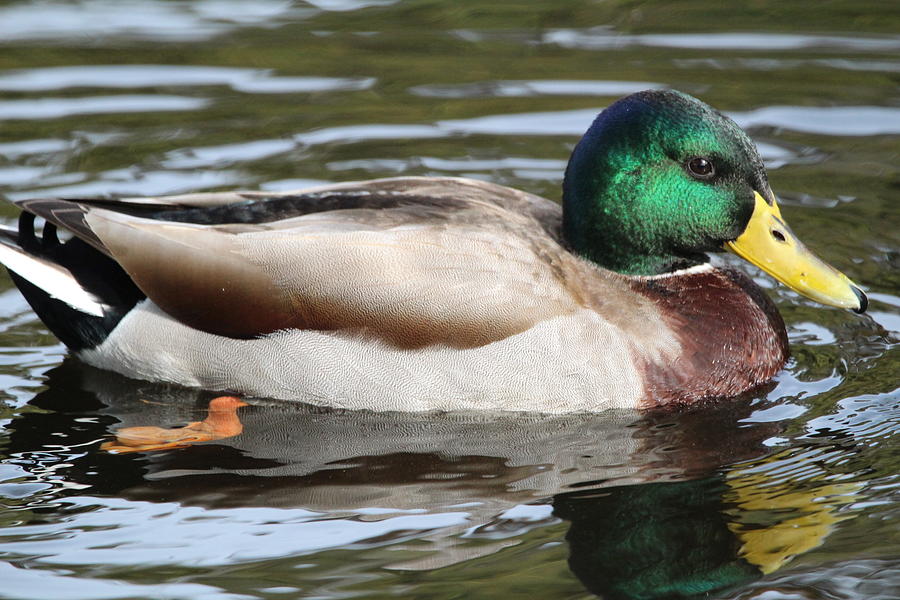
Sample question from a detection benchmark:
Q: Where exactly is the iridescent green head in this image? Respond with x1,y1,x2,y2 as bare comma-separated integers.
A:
563,89,765,276
562,90,866,312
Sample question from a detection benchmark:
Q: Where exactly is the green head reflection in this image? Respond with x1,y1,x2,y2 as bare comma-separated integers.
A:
554,450,861,599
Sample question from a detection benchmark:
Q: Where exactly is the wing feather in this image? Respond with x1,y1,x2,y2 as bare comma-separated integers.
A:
16,177,602,348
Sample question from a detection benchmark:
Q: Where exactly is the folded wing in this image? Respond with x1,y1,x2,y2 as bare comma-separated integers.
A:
20,178,595,348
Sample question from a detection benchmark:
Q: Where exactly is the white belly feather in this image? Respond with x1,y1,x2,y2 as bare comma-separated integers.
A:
79,300,656,413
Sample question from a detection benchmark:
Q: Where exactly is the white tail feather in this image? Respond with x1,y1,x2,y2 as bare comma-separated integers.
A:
0,242,107,317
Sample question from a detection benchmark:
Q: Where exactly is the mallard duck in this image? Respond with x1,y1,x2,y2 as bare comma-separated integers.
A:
0,90,866,412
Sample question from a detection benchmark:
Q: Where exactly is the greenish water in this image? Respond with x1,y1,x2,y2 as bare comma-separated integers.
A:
0,1,898,598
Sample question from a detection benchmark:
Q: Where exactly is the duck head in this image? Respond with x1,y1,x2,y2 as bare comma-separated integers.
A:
563,89,866,313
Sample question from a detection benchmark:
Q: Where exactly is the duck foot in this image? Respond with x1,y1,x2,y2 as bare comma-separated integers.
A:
102,396,248,453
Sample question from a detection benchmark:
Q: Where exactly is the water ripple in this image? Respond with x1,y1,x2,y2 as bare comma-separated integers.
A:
0,139,71,159
0,65,375,94
542,28,900,52
735,559,899,600
0,495,471,567
162,139,297,169
0,0,304,43
5,169,243,200
732,106,900,136
0,95,208,120
674,57,900,74
409,80,662,99
0,561,250,600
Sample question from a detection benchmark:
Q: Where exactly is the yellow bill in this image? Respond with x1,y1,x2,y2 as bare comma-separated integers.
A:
724,192,867,313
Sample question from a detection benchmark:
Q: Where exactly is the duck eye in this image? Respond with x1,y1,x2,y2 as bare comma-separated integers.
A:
687,157,715,179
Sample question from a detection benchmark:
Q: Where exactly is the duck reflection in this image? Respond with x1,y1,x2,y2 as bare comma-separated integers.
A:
556,478,757,599
555,449,860,599
5,360,862,598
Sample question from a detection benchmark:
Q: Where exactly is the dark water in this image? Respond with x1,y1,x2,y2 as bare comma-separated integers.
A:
0,1,898,599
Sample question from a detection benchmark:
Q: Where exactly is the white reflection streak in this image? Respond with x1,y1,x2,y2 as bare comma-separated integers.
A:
731,106,900,136
410,79,663,98
163,139,297,169
0,495,471,567
0,65,375,94
0,95,208,120
4,170,243,201
0,0,301,42
0,139,70,158
0,561,256,600
542,29,900,52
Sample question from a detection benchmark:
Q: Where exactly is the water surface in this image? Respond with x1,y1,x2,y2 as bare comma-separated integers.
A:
0,1,898,599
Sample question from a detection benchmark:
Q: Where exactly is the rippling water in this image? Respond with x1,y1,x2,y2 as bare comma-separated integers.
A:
0,2,898,599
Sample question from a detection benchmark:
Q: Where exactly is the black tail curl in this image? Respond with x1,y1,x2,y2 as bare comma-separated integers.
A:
6,213,145,351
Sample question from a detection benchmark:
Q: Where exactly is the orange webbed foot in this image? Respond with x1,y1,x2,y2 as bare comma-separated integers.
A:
102,396,248,453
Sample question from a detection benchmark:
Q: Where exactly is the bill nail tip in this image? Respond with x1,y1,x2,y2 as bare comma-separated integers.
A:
851,285,868,314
